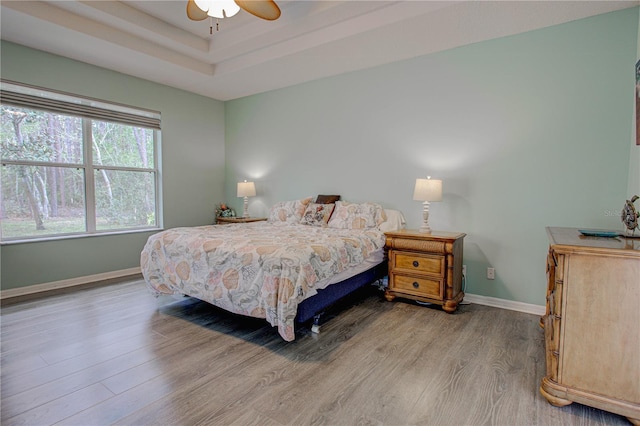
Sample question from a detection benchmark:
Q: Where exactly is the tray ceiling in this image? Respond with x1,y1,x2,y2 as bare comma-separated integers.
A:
1,1,637,101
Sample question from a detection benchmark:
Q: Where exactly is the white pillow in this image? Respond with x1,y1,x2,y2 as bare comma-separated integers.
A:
378,209,406,232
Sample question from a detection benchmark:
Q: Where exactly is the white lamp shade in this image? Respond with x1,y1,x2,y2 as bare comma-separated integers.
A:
237,181,256,198
413,178,442,202
194,0,240,18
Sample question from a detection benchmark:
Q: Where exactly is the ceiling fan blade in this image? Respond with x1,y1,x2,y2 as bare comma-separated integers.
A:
235,0,281,21
186,0,209,21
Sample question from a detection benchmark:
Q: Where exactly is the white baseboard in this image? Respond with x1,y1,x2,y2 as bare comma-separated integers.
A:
0,267,142,300
1,271,546,317
464,293,545,316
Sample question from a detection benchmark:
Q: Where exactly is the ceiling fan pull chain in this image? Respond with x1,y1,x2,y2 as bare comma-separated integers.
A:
208,17,220,35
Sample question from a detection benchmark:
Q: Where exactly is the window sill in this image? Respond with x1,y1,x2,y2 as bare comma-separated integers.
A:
0,227,163,246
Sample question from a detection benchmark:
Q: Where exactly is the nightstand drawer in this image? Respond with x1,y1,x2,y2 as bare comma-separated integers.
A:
392,274,443,298
393,252,444,276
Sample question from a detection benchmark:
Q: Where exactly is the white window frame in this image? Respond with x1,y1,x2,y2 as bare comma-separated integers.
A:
0,80,163,244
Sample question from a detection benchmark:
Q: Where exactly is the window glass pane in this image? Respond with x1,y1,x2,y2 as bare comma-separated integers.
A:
92,121,154,168
95,170,156,230
0,106,83,164
0,164,86,239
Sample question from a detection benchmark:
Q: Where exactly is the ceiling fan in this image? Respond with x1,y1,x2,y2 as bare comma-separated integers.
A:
186,0,281,23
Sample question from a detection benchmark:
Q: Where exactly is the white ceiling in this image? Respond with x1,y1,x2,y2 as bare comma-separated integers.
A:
1,1,638,101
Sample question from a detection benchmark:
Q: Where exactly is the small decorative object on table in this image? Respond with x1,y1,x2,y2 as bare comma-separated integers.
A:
622,195,639,237
215,202,236,218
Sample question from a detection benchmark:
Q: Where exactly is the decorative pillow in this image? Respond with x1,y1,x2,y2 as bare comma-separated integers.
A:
327,201,387,229
315,194,341,204
268,197,313,224
300,203,335,227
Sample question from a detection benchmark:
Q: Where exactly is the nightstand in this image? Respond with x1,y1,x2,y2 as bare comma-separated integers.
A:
384,229,465,313
215,217,267,224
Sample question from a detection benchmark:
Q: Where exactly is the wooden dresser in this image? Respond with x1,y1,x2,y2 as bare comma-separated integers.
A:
540,227,640,424
384,230,465,313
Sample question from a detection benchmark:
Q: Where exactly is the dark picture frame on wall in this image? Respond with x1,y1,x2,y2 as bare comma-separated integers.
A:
636,59,640,145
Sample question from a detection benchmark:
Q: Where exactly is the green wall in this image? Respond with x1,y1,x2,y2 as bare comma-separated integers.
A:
225,8,638,306
0,41,226,290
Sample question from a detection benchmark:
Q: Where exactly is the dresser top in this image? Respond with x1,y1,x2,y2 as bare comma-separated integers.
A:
546,227,640,255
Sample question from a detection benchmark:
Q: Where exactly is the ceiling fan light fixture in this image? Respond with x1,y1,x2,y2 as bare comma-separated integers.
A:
194,0,240,18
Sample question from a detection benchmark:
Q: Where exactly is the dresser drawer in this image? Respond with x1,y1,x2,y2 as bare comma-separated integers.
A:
391,274,443,298
392,252,444,276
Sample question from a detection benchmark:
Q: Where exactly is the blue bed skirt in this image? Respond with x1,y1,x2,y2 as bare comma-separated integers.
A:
295,262,387,324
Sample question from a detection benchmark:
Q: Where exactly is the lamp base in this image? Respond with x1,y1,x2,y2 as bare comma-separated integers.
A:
419,224,433,233
420,201,433,233
242,196,249,218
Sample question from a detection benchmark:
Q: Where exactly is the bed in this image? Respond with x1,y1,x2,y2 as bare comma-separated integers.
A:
141,196,405,341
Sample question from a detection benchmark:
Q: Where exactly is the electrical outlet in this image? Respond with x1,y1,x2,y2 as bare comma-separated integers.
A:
462,265,467,278
487,267,495,280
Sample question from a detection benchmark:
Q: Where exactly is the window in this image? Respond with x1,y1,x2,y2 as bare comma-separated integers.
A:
0,80,162,242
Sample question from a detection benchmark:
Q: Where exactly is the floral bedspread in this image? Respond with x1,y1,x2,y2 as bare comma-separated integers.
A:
140,222,386,341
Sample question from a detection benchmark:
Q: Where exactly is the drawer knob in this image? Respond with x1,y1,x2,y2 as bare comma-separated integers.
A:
412,282,420,289
412,261,419,268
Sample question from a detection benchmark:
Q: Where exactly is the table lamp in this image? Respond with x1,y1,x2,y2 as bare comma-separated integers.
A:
413,176,442,233
237,180,256,218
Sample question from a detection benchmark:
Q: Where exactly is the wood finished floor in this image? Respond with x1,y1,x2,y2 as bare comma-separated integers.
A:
0,279,629,426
